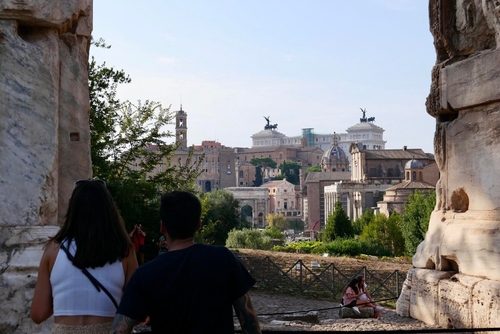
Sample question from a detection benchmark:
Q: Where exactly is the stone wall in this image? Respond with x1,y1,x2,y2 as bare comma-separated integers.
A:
397,0,500,329
0,1,93,333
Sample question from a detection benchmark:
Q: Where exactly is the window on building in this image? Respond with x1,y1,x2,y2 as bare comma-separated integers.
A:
284,202,288,209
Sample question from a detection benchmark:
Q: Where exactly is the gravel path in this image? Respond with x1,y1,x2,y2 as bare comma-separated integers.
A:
132,289,450,333
246,289,448,332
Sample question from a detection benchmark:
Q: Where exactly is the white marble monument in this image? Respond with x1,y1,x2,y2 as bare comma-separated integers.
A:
0,1,92,332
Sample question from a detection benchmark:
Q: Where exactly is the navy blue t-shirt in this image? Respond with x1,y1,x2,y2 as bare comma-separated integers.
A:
117,244,255,333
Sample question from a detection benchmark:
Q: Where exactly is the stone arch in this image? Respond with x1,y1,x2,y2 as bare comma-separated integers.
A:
225,187,269,228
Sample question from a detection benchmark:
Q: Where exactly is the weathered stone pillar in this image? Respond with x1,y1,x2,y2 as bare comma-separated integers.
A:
397,0,500,329
0,1,93,333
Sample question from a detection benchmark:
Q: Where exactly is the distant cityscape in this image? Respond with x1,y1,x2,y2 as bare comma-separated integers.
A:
143,105,437,232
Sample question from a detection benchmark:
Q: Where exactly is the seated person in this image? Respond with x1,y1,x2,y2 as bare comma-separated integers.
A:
342,278,376,314
357,276,384,318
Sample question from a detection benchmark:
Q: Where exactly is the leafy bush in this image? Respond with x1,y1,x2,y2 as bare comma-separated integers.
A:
359,238,392,257
324,239,362,256
262,226,283,240
225,228,273,250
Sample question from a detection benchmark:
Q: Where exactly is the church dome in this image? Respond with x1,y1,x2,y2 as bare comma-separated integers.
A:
405,158,423,169
323,145,347,161
321,133,349,172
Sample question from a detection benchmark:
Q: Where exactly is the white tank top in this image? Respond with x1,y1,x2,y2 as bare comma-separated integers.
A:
50,240,125,317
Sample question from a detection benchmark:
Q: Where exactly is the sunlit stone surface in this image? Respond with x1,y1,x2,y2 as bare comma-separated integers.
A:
397,0,500,329
0,1,92,332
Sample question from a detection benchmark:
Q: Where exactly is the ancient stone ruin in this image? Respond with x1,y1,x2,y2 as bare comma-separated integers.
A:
397,0,500,329
0,1,92,333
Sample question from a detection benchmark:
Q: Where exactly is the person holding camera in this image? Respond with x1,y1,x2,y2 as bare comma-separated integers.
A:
129,224,146,265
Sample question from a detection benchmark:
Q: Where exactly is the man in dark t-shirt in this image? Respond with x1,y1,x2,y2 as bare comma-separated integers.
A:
111,191,261,334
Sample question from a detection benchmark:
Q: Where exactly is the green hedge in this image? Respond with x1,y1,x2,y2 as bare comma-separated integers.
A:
272,238,393,257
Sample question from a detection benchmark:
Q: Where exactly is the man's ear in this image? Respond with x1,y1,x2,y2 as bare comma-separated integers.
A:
160,220,167,234
196,221,202,232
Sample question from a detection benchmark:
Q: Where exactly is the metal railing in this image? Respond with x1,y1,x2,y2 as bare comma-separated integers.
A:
236,255,407,301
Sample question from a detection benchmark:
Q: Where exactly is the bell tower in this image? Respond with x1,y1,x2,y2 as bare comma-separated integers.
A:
175,105,188,149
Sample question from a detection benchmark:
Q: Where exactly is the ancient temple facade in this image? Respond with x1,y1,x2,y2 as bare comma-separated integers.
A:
396,1,500,329
0,1,93,333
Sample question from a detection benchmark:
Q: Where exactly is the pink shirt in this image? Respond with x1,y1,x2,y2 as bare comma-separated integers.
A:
343,287,358,305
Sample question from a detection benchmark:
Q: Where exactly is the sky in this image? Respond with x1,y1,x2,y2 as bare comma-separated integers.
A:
91,0,437,153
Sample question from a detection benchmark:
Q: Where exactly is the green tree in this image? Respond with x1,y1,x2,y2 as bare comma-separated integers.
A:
401,190,436,256
196,189,242,245
262,226,283,240
306,165,322,173
250,158,276,186
89,40,202,252
252,166,263,187
352,208,375,235
320,201,353,242
279,161,301,185
249,157,277,169
360,212,404,256
266,213,289,231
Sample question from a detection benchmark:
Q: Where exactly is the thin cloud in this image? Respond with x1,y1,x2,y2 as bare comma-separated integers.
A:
157,57,176,64
285,54,294,61
162,33,177,42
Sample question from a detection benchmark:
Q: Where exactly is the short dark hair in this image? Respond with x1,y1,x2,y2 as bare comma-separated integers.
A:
53,179,132,269
160,191,201,240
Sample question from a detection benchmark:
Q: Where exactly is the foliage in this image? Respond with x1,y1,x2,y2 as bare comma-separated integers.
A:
250,158,276,186
196,189,242,245
89,39,202,256
272,238,398,258
360,212,405,256
278,241,325,254
266,213,289,231
249,157,277,169
352,208,374,235
359,238,393,257
324,239,362,256
252,166,263,187
320,201,353,242
400,190,436,256
306,165,322,173
225,228,273,250
262,226,284,240
279,161,301,185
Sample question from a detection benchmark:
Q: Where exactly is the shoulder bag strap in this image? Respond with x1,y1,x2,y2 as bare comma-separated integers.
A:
60,242,119,309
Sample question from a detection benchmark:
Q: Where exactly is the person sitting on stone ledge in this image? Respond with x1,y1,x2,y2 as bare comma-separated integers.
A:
357,276,384,318
342,278,377,315
30,179,138,333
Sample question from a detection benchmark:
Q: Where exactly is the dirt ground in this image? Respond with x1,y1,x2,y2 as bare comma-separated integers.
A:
232,248,414,273
231,249,449,332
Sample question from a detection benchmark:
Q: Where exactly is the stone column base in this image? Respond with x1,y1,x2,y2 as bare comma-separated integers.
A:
397,268,500,329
